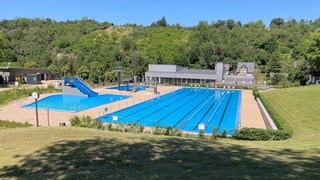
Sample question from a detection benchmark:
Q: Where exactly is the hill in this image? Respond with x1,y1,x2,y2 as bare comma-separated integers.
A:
1,18,320,85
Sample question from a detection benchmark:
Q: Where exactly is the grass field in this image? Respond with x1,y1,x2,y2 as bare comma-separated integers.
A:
0,86,319,179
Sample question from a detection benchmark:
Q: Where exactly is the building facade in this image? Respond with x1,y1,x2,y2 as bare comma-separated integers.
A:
0,66,51,84
145,62,255,85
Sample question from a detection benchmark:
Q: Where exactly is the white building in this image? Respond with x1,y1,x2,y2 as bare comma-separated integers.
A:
145,62,255,85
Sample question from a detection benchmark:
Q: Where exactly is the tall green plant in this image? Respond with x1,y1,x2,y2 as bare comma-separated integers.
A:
69,116,103,129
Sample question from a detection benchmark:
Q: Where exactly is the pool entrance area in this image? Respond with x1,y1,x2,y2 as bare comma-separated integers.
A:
23,94,129,112
98,88,241,135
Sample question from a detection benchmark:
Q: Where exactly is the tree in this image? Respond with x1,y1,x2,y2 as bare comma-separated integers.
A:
270,18,285,28
266,52,282,74
151,17,167,27
305,32,320,75
173,46,189,66
24,61,38,68
104,71,117,83
76,65,90,80
0,34,9,61
89,61,104,83
130,51,144,75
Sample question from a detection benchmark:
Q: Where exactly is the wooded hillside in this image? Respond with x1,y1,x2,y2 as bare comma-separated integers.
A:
1,17,320,85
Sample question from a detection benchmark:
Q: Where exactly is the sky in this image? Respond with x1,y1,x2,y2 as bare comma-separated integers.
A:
0,0,320,26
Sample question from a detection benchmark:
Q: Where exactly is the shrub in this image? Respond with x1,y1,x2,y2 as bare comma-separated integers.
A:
210,127,218,141
153,126,166,135
233,128,272,140
252,86,259,99
233,128,292,141
199,130,205,139
153,126,182,136
69,115,103,129
124,124,144,133
220,130,227,138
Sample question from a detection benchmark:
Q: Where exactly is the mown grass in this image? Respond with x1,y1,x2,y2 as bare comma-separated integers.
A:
0,86,319,179
0,120,32,128
261,86,320,144
0,85,61,106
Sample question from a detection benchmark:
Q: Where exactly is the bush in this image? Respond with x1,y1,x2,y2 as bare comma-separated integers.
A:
210,127,218,141
233,128,272,140
233,128,292,141
199,130,205,139
252,86,259,99
69,115,103,129
153,126,182,137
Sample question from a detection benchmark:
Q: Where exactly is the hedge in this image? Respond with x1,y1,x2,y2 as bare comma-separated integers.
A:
259,93,292,134
233,128,292,141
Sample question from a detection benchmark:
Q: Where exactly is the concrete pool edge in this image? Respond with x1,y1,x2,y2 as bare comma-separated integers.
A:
0,86,180,126
98,88,242,135
0,86,266,130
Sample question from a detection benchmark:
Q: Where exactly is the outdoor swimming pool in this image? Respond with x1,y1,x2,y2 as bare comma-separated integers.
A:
23,94,129,112
98,88,241,135
107,85,149,91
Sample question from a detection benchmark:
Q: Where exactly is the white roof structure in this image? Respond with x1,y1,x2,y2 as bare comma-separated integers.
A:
145,64,217,82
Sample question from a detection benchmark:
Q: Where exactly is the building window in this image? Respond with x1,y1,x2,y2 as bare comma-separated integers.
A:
239,65,248,75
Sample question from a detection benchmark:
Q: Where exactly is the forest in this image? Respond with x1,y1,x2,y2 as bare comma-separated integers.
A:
1,17,320,86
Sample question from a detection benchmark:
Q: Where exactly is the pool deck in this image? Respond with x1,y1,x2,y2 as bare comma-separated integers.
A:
0,84,266,129
0,85,178,127
240,90,266,129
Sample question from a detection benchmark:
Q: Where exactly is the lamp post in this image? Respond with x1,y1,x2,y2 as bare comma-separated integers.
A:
32,92,40,127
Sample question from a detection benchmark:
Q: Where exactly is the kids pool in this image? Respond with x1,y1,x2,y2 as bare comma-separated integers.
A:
23,94,129,113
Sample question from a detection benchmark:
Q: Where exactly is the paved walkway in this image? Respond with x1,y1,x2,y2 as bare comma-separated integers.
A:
240,89,266,129
0,85,266,129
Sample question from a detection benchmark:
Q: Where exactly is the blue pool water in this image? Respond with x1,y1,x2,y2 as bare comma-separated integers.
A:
23,94,129,112
108,85,149,91
98,88,241,135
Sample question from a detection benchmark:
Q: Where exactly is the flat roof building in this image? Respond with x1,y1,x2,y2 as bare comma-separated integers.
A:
145,63,222,85
145,62,255,86
0,66,51,84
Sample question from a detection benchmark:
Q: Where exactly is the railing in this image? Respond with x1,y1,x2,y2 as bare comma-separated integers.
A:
74,76,93,89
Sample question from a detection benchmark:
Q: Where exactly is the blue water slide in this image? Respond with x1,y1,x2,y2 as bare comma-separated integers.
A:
72,77,98,97
64,77,71,85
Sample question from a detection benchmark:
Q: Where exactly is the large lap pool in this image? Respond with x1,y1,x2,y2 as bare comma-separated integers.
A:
23,94,129,112
98,88,241,135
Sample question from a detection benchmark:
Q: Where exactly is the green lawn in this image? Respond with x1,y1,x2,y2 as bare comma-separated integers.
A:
0,86,319,179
